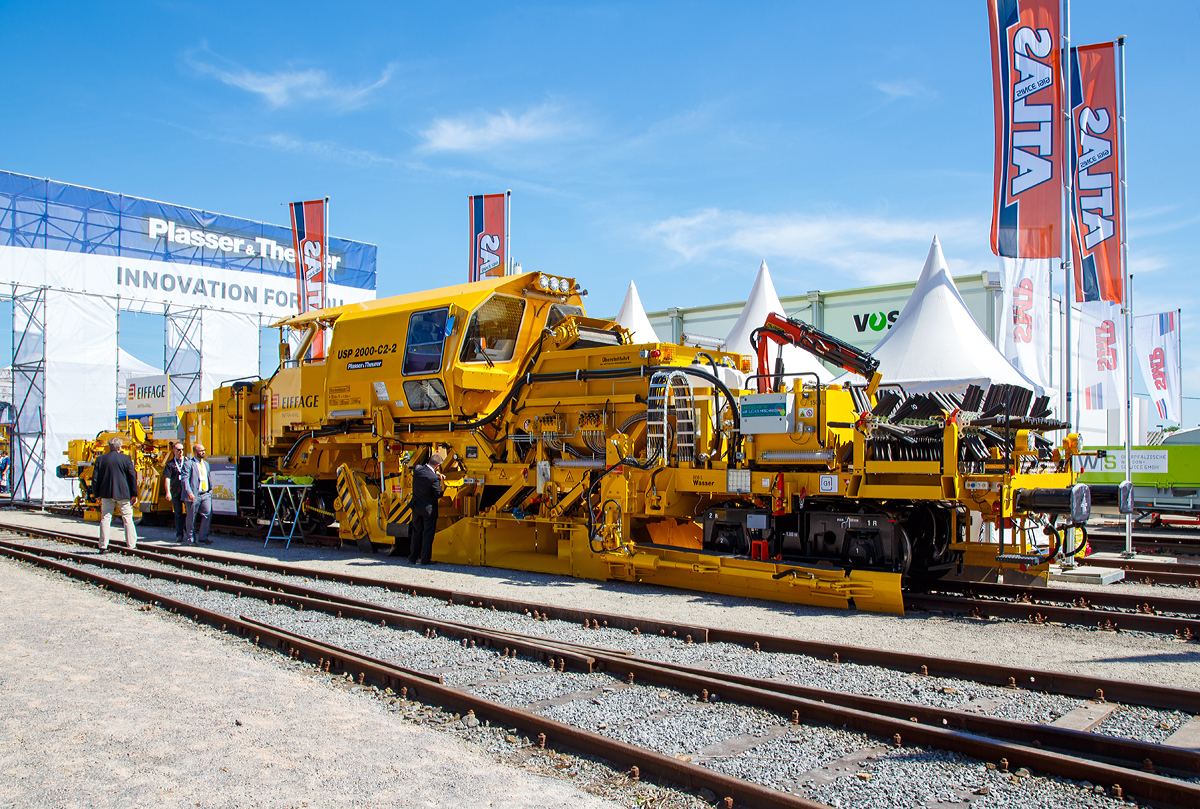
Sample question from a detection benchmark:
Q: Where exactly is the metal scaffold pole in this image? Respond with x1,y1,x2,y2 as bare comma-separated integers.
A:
1062,0,1074,433
1118,35,1133,557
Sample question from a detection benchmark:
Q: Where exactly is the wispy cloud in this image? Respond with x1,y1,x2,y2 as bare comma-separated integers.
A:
872,79,933,100
1129,212,1200,240
187,47,396,111
153,118,396,166
419,103,578,152
645,208,982,286
253,134,397,165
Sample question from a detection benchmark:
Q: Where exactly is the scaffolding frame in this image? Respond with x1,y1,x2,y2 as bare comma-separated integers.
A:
9,285,47,503
165,305,203,407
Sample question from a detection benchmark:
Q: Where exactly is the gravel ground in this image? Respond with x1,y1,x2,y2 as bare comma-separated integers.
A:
4,532,1192,809
8,506,1185,694
11,531,1196,740
0,556,642,809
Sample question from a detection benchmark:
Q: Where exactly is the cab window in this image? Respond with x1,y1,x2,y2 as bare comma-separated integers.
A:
403,307,449,376
547,303,584,329
403,379,449,411
460,294,525,363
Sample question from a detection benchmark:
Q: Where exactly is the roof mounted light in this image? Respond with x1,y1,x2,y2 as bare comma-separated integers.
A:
538,274,550,290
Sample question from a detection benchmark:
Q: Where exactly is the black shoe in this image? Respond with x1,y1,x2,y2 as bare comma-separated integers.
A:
199,539,213,545
97,548,108,555
420,560,436,566
407,557,418,565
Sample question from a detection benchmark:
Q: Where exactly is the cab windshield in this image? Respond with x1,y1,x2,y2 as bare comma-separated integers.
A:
460,294,525,364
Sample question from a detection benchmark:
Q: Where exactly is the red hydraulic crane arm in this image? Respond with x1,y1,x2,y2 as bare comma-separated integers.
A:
752,312,882,396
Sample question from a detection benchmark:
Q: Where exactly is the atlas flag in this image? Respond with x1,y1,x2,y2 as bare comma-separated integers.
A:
1134,311,1182,423
289,198,328,357
988,0,1063,258
1076,300,1125,411
1070,43,1124,302
469,191,510,283
998,257,1052,392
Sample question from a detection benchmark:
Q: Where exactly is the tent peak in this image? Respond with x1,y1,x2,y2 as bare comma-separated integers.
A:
614,280,659,343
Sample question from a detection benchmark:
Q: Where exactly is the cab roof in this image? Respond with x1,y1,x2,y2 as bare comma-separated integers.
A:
271,274,578,329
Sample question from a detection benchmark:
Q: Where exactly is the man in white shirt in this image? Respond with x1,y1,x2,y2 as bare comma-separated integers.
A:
181,443,213,545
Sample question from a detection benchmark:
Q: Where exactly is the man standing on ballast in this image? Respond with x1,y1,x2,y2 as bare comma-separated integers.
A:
181,443,213,545
408,452,444,565
162,442,188,542
93,436,139,553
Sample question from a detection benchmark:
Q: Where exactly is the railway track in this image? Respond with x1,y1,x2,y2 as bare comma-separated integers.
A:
1,524,1198,808
908,580,1200,639
1081,557,1200,588
1089,528,1200,559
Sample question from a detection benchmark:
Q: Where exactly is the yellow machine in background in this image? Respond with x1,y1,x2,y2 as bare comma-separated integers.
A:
57,420,175,522
179,271,1122,614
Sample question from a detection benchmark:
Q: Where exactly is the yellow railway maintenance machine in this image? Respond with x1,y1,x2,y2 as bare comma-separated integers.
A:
185,272,1124,615
56,420,176,523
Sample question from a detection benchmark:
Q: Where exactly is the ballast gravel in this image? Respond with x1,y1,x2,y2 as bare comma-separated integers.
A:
20,534,1185,739
6,536,1191,809
5,510,1200,809
0,556,633,809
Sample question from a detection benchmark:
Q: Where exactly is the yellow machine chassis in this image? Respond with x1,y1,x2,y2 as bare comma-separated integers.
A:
432,514,904,614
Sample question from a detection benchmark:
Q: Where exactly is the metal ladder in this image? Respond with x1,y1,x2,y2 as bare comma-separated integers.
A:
646,371,696,465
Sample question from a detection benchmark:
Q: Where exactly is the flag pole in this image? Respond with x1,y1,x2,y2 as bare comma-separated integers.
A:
1117,35,1133,557
505,189,512,275
1062,0,1075,434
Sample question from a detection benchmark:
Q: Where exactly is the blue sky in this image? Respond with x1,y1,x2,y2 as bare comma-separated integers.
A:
1,1,1197,408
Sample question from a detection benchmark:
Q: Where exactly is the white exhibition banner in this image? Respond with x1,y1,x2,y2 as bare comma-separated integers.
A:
16,291,119,502
998,257,1051,392
0,170,378,502
0,245,373,320
1076,300,1126,411
1133,311,1183,423
201,310,261,399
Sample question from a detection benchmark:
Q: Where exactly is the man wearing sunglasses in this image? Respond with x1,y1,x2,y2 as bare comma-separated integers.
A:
162,442,188,542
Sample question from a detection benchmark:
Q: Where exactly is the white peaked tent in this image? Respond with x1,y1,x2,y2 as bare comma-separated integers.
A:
614,281,660,343
117,349,163,411
842,237,1040,394
726,260,834,383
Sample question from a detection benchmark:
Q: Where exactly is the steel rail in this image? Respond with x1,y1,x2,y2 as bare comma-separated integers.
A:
3,540,1199,807
3,522,1197,713
0,539,600,673
0,520,709,640
507,645,1200,808
604,653,1200,779
904,592,1200,638
0,544,440,686
1089,533,1200,556
914,579,1200,618
14,534,1190,778
1081,558,1200,588
0,542,825,809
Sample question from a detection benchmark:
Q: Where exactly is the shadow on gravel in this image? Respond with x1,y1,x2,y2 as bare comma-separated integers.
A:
1090,649,1200,665
34,513,901,622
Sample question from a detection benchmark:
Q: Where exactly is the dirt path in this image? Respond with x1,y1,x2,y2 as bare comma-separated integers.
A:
0,557,623,809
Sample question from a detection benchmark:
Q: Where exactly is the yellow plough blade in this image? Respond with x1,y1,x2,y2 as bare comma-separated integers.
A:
602,548,905,615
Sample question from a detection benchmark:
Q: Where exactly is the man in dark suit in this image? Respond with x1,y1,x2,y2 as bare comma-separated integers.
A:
92,436,139,553
408,452,444,565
